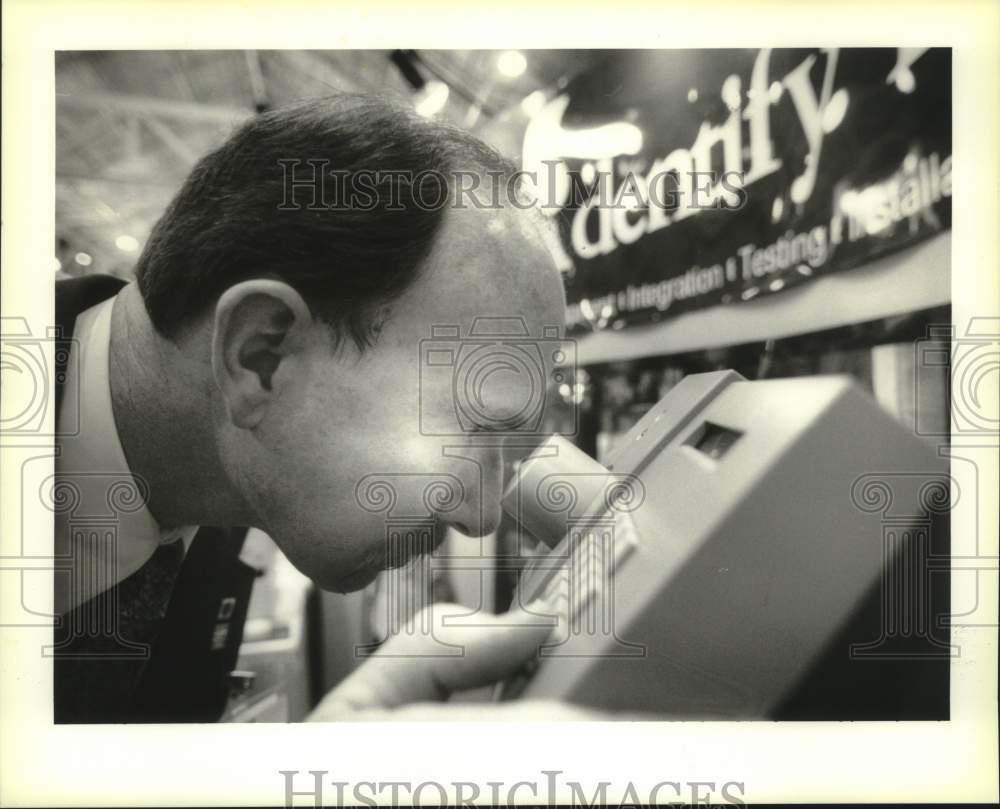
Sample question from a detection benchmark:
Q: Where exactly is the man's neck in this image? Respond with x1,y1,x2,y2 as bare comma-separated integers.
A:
107,284,254,530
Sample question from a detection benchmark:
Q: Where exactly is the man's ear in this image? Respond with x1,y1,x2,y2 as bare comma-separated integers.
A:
211,280,314,430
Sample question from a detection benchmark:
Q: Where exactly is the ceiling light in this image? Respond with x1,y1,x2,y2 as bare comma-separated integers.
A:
74,252,92,267
414,81,449,118
115,234,139,252
497,50,527,79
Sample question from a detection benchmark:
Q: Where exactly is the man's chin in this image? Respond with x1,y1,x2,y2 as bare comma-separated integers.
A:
319,561,381,594
310,527,446,594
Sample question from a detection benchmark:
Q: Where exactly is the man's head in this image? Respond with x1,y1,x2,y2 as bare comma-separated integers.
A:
134,95,567,592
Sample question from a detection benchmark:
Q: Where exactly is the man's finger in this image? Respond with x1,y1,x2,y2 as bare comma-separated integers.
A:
308,601,555,720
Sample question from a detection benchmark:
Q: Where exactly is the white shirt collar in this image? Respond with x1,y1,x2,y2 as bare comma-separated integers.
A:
55,294,197,613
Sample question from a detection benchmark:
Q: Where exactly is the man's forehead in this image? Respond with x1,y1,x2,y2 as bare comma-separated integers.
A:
443,204,554,276
483,204,551,253
394,204,566,340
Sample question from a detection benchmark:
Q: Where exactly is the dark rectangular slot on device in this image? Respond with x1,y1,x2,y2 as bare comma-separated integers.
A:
686,422,743,460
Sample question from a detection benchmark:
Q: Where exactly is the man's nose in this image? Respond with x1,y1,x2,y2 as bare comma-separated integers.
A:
436,444,504,538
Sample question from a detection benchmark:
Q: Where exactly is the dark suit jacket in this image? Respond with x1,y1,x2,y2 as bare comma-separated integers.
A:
54,274,257,722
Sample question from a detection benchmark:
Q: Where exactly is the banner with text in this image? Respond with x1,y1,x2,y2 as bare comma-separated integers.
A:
515,48,951,332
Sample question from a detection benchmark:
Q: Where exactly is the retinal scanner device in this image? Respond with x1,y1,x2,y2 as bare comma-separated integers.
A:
498,372,950,719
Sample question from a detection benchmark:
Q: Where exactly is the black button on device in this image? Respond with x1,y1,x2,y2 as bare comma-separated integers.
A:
226,669,256,697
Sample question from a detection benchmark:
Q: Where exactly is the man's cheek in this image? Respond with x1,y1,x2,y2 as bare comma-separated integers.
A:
396,437,477,483
345,437,459,510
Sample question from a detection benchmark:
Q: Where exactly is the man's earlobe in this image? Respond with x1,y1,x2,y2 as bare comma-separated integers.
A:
211,280,313,430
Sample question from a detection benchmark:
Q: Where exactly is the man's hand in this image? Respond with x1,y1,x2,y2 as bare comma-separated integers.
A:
307,601,603,721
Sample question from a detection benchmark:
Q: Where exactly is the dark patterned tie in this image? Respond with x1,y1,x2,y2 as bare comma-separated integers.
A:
53,539,186,723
